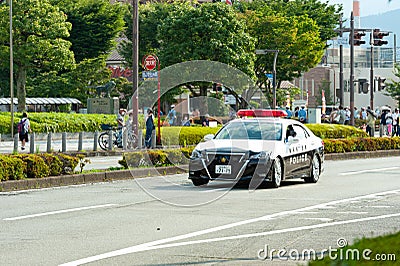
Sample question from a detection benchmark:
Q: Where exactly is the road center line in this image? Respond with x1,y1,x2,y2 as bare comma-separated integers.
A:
60,189,400,266
3,204,117,221
339,167,399,176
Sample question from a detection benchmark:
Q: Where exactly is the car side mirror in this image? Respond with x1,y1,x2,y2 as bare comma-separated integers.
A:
204,134,214,141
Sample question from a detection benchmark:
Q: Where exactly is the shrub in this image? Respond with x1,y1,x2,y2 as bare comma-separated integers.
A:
306,124,368,139
323,137,400,154
39,154,63,176
12,154,50,179
55,153,79,174
0,155,25,181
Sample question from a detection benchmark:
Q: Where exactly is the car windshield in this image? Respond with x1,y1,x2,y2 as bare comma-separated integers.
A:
215,120,282,141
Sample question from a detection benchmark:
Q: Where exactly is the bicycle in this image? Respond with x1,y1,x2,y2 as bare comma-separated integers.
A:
98,124,138,151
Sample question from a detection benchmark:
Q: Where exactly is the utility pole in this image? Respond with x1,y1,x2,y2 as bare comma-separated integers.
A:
349,12,355,126
339,16,344,107
131,0,139,135
370,30,374,110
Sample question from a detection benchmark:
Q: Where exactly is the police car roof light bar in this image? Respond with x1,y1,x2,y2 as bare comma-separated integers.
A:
237,109,288,118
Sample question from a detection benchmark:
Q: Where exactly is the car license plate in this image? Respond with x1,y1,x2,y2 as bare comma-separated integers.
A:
215,165,231,174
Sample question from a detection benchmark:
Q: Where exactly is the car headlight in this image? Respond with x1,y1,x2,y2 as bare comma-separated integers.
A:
190,149,202,159
249,151,271,160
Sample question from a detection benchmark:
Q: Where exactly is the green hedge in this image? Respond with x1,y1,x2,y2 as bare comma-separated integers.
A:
0,153,79,181
305,124,368,139
0,112,147,134
119,147,195,168
324,137,400,153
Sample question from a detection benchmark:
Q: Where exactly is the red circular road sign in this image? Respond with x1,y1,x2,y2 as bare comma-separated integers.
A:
143,55,157,71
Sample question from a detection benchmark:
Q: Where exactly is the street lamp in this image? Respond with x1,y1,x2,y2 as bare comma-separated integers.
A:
255,49,279,109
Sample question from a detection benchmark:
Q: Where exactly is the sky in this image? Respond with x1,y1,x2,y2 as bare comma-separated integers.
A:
328,0,400,17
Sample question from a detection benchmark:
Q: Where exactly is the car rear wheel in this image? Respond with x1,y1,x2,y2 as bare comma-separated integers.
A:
269,158,282,188
305,154,320,183
192,179,209,186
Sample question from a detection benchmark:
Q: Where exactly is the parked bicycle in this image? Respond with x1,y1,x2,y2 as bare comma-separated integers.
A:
98,124,138,151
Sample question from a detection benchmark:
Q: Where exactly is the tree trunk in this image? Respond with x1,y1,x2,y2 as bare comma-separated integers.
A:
16,66,27,112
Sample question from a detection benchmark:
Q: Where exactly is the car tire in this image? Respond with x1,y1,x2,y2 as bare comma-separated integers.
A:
269,158,282,188
192,179,209,186
305,153,320,183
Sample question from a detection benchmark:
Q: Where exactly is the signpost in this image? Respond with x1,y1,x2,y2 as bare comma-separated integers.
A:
143,55,157,71
142,54,161,145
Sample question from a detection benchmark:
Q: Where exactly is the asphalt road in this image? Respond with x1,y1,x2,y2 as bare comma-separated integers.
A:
1,157,400,265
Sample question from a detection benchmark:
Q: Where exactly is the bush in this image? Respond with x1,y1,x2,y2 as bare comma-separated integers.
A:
306,124,368,139
120,147,195,169
39,154,63,176
0,155,25,181
324,137,400,153
55,153,79,174
11,154,50,179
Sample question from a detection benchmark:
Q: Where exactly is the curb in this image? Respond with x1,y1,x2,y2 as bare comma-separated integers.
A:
1,150,399,192
0,165,188,192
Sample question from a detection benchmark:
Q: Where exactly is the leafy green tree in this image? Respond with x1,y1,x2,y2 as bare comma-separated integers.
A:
158,2,255,102
121,1,174,67
0,0,75,111
50,0,127,63
239,1,326,105
27,56,111,103
385,64,400,108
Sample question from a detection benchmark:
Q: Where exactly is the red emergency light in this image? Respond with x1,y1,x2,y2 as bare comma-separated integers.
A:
236,109,288,118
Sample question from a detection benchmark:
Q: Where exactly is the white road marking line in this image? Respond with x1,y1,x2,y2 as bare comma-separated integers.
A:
60,189,400,266
3,204,117,221
369,205,392,208
339,167,399,176
302,218,333,222
337,211,368,214
200,188,230,193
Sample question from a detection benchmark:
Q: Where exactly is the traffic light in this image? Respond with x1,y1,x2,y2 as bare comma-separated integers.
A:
358,79,369,94
351,31,366,46
378,77,386,91
373,29,389,46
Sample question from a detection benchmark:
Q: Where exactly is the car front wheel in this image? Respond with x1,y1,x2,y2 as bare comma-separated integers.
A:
305,154,320,183
269,158,282,188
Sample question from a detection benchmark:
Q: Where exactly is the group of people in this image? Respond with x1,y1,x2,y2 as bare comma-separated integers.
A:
286,106,308,123
327,105,399,137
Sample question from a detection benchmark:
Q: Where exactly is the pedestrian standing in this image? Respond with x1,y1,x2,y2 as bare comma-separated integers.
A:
366,109,376,137
392,108,399,136
344,107,351,125
298,106,307,123
337,106,346,125
167,105,176,126
385,110,393,137
18,112,31,150
145,109,155,148
379,109,388,137
285,106,292,119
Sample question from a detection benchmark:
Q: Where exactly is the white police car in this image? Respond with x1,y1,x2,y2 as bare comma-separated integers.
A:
189,109,324,188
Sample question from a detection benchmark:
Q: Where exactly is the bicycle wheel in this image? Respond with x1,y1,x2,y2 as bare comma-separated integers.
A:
127,132,138,150
98,132,111,151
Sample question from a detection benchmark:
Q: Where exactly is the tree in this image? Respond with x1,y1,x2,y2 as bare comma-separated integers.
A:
0,0,75,111
50,0,127,63
239,4,324,104
385,64,400,108
158,2,255,104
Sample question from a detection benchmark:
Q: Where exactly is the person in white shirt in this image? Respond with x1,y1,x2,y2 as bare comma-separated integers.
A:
392,108,399,136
